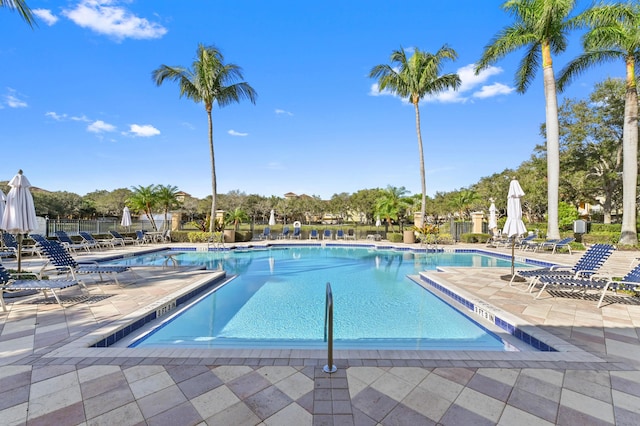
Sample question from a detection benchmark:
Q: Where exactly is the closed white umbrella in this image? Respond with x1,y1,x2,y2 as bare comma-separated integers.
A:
121,206,132,230
488,198,497,232
501,179,527,281
1,170,38,272
268,209,276,226
0,189,6,228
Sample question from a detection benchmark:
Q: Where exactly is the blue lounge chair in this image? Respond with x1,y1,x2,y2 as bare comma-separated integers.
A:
38,240,136,286
55,231,91,253
512,244,615,290
309,229,319,240
292,227,301,239
109,230,135,246
323,229,332,240
279,226,290,239
535,237,575,254
78,231,113,250
515,234,537,251
536,262,640,308
2,232,40,257
260,227,271,240
336,229,345,240
0,262,86,311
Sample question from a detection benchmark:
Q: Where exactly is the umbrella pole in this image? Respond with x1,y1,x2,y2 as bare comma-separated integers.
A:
16,233,23,273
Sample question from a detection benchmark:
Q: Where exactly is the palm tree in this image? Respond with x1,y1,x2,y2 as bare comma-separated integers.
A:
128,185,159,231
475,0,578,241
226,208,249,231
1,0,35,27
375,186,410,231
557,2,640,245
155,185,181,231
152,44,257,232
369,46,461,227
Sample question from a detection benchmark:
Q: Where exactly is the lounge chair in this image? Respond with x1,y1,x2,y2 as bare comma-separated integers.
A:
536,262,640,308
135,230,153,244
292,227,301,239
260,227,271,240
345,229,356,240
515,234,537,250
78,231,113,250
109,230,136,246
535,237,575,254
1,232,40,257
323,229,332,240
38,240,136,286
336,229,345,240
309,229,319,240
511,243,615,290
279,226,290,239
0,262,87,311
55,231,91,253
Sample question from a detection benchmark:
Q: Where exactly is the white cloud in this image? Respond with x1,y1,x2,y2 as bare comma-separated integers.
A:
4,88,27,108
275,109,293,116
45,111,67,120
129,124,160,137
87,120,116,133
33,9,58,25
473,82,515,98
368,63,514,104
63,0,167,41
228,129,248,136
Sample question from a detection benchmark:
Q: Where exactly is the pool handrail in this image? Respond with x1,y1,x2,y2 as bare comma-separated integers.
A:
323,282,337,374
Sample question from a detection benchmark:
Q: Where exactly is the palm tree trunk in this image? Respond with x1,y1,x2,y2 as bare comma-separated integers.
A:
207,109,217,233
620,58,638,245
542,44,560,240
414,101,427,227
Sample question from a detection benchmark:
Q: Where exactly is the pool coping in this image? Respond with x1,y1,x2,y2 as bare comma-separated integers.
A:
42,245,604,364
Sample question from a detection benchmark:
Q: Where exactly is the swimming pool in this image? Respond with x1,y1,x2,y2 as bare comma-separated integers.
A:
114,247,531,351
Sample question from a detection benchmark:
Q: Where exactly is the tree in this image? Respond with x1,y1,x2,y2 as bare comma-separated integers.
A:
1,0,35,27
156,185,181,231
226,208,249,231
128,185,159,231
557,2,640,244
476,0,578,241
152,44,257,232
554,79,627,223
375,186,411,231
370,46,461,226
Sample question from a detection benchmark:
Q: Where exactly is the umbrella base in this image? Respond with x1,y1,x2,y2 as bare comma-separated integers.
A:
501,274,526,282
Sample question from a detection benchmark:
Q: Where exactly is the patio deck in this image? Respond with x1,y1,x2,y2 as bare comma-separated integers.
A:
1,241,640,425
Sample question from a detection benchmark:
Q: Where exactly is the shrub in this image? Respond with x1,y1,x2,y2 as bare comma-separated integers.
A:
460,233,490,243
590,223,622,233
387,232,403,243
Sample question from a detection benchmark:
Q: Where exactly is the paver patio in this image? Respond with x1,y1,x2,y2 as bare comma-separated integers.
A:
1,241,640,425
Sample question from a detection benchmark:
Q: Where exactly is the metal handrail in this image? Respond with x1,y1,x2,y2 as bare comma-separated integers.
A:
323,282,337,373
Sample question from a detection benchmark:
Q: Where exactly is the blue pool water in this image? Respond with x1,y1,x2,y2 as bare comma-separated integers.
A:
116,247,528,350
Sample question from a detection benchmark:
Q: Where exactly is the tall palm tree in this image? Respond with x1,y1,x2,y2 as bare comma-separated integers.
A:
153,44,257,232
369,46,461,227
557,2,640,245
128,185,159,231
155,184,181,231
475,0,577,241
1,0,35,27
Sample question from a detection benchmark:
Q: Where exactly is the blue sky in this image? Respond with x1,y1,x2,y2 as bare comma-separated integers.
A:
2,0,622,200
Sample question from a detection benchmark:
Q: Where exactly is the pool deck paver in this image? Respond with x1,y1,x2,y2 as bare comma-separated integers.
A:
2,242,640,425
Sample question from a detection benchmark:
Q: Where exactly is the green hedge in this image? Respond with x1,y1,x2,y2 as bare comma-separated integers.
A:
387,233,403,243
460,233,491,243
